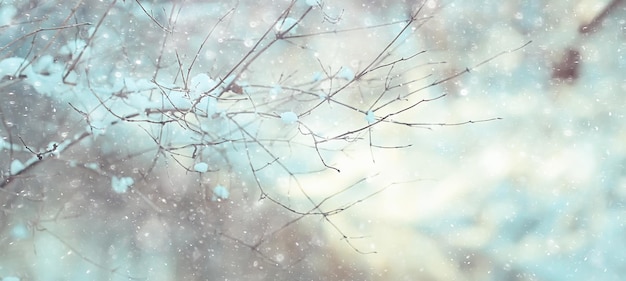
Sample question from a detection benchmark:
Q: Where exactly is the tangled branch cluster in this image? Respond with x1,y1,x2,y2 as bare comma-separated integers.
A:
0,0,527,279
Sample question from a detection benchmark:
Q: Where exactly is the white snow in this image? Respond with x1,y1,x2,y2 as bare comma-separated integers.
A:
0,57,32,77
269,84,282,98
280,111,299,124
123,78,156,93
189,73,217,97
32,55,61,75
0,139,8,150
338,67,355,80
304,0,319,7
59,39,88,57
275,17,298,33
311,71,323,82
0,5,16,26
46,142,60,158
9,159,24,175
85,162,100,171
0,138,20,151
10,223,29,240
365,110,376,124
193,162,209,173
125,92,156,112
0,57,74,96
211,184,229,201
88,120,108,137
111,176,134,194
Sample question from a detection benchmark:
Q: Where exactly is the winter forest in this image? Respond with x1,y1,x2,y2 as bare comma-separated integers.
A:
1,0,625,280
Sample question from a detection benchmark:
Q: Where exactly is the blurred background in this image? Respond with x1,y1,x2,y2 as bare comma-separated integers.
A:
1,0,625,280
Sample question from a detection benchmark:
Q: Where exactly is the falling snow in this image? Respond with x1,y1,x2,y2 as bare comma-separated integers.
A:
1,1,624,281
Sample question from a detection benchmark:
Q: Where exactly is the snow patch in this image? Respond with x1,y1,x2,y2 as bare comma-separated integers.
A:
88,120,108,137
32,55,63,75
365,110,376,124
211,185,229,201
338,67,355,80
275,17,298,33
60,39,88,58
304,0,319,7
0,57,31,77
0,5,17,26
190,73,217,97
124,78,156,93
10,223,29,240
280,111,298,124
9,159,24,175
269,84,282,98
85,162,100,172
193,162,209,173
46,142,60,158
312,71,323,82
125,92,157,112
111,176,134,194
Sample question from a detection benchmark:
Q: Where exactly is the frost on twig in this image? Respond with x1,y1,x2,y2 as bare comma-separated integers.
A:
0,0,529,278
